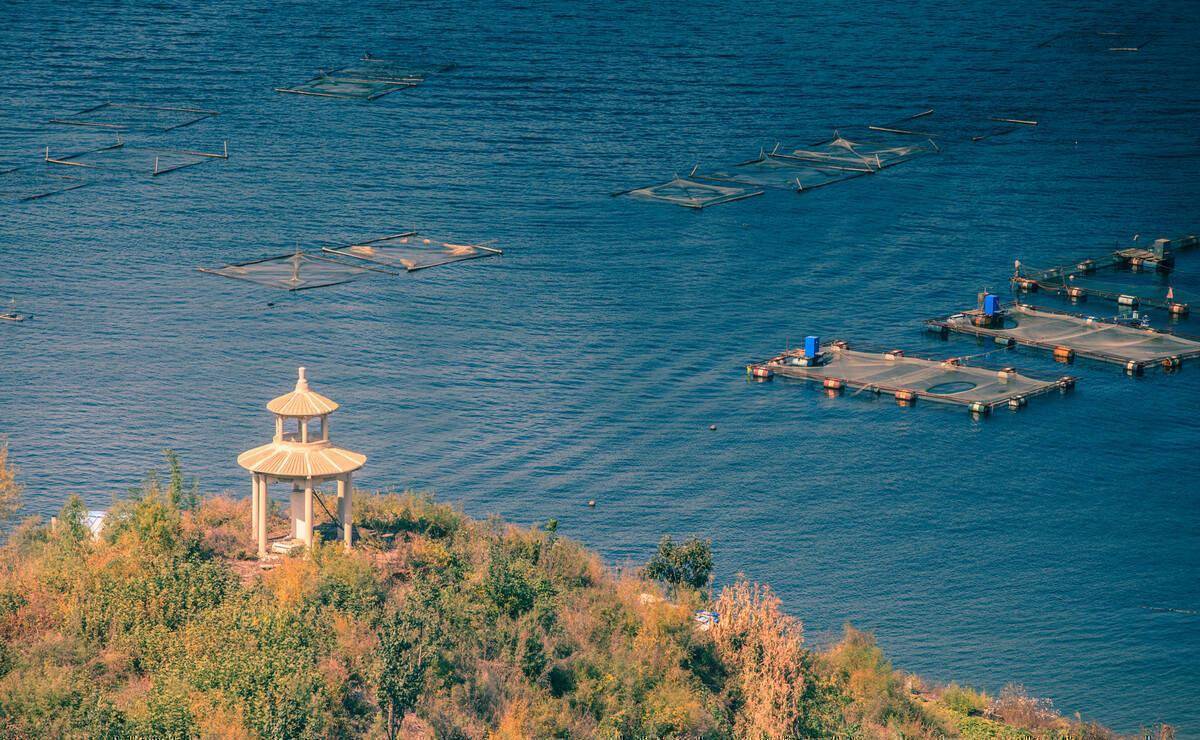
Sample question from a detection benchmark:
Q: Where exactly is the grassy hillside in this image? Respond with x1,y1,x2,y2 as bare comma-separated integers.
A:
0,450,1175,738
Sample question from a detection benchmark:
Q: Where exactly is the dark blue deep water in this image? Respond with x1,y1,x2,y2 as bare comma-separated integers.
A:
2,0,1198,733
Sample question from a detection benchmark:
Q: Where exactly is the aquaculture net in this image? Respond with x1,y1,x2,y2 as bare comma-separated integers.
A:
324,232,503,271
695,153,865,191
939,304,1200,363
276,58,426,100
49,102,218,132
617,176,763,208
44,140,218,177
779,131,937,170
0,164,88,202
771,346,1060,407
199,251,382,291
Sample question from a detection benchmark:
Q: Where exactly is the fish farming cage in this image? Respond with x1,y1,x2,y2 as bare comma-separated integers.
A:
0,164,88,202
198,250,390,292
694,152,872,192
322,232,503,272
42,138,228,177
779,130,939,170
1013,235,1198,314
49,102,218,132
613,176,763,209
746,340,1074,414
865,108,1038,144
1036,30,1154,53
615,120,942,208
926,302,1200,373
276,56,428,100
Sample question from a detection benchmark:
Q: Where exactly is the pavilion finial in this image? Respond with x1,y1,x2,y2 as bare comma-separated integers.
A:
296,366,309,392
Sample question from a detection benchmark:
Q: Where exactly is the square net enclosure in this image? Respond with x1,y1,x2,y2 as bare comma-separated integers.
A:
44,140,221,177
0,165,88,202
865,109,1037,144
49,102,218,132
778,130,938,170
749,342,1072,413
323,232,503,272
614,176,763,209
929,303,1200,369
276,57,426,100
696,153,868,192
198,250,386,291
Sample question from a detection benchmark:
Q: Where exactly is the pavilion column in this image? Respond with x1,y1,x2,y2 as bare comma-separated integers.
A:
338,474,352,549
303,479,314,546
250,474,259,535
257,475,268,558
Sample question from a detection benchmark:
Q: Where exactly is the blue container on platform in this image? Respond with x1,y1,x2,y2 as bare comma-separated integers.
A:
983,294,1001,316
804,335,820,357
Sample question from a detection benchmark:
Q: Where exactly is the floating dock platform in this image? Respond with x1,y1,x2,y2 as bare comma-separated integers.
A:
1013,234,1197,315
927,303,1200,373
747,340,1074,414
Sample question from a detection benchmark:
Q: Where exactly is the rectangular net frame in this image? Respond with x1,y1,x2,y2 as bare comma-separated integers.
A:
748,342,1073,412
613,176,763,209
322,232,503,272
49,102,218,132
0,164,88,202
276,57,426,100
695,152,870,192
198,250,390,291
865,109,1038,144
44,138,227,177
927,303,1200,369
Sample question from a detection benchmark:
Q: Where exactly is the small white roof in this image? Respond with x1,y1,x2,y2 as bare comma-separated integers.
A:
266,367,339,417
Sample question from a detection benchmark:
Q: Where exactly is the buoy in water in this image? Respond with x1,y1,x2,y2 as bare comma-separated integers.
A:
1168,302,1189,318
708,424,717,431
822,377,844,392
968,401,989,415
1008,396,1027,410
1052,346,1075,363
1066,286,1086,302
1162,355,1182,370
587,500,595,508
894,389,917,405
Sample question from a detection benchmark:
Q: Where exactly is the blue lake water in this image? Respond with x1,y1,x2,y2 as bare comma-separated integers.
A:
2,0,1198,732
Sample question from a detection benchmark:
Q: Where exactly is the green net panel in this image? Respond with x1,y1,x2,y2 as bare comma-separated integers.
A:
0,164,88,202
752,343,1070,411
323,232,503,272
198,250,385,291
615,176,763,209
49,102,218,132
929,303,1200,367
276,57,427,100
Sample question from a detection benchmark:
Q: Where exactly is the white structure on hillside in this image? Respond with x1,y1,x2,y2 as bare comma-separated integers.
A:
238,367,365,557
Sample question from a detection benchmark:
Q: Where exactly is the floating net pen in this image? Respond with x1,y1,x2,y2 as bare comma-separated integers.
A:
48,102,218,132
747,340,1074,414
323,232,503,272
613,176,764,209
0,165,88,202
927,303,1200,373
198,250,389,291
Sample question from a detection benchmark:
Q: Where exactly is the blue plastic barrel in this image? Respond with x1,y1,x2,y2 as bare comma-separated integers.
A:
805,336,820,357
